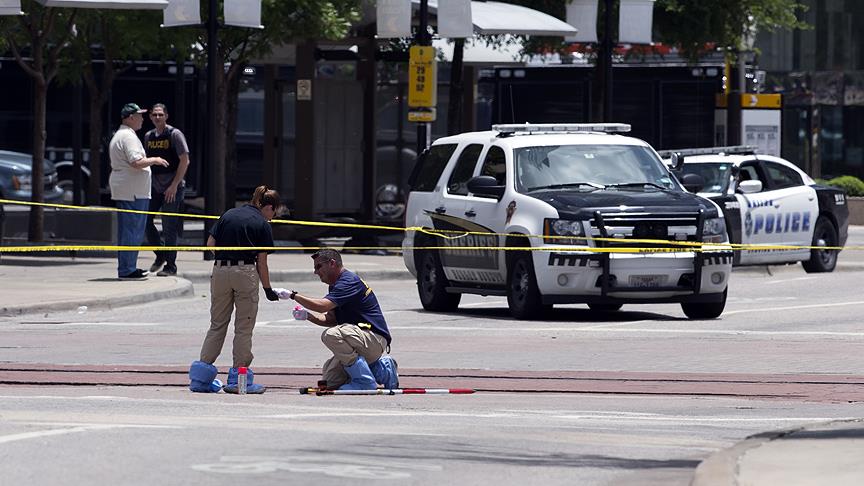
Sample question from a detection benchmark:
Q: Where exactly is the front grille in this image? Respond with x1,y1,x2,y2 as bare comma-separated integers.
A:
589,211,704,249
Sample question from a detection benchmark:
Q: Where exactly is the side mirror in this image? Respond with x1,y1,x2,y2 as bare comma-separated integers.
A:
467,175,505,198
670,152,684,171
680,173,704,193
737,180,763,194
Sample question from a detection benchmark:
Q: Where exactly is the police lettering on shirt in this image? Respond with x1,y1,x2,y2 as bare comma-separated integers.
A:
146,139,171,150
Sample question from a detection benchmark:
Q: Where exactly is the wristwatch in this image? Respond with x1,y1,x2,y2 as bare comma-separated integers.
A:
290,290,297,300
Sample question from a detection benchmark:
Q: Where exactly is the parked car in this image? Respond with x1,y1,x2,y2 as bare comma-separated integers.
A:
0,150,65,203
402,123,733,320
660,146,849,272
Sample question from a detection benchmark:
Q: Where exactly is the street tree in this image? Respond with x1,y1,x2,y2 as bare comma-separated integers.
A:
445,0,807,123
168,0,360,213
59,9,167,205
0,1,77,241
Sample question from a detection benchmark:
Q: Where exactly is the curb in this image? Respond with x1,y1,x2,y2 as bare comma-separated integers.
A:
178,269,414,283
689,430,786,486
0,278,194,317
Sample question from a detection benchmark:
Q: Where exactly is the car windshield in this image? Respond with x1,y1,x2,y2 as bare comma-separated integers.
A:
514,145,678,193
679,163,732,194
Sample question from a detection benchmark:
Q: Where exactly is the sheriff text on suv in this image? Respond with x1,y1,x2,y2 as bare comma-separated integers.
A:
402,123,733,320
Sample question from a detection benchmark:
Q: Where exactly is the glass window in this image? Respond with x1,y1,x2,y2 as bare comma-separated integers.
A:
680,163,732,193
764,162,803,189
479,146,507,186
408,144,458,192
447,144,483,195
514,144,676,193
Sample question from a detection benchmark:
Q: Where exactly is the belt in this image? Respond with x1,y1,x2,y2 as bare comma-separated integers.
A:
214,259,255,266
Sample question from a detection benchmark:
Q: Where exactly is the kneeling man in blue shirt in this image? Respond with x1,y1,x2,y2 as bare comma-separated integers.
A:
286,248,398,390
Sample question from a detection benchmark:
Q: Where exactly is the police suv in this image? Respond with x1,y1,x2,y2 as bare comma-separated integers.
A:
662,146,848,272
402,124,733,320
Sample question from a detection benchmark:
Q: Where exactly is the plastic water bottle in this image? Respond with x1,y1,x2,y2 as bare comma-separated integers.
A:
293,305,307,320
237,367,248,395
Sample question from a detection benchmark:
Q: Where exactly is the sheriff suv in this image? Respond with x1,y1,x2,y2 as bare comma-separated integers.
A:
402,124,733,320
661,146,848,272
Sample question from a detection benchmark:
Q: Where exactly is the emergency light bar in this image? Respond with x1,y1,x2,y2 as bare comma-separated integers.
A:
657,145,758,159
493,123,631,136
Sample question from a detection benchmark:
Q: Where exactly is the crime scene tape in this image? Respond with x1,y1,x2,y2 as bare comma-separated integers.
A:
0,198,853,253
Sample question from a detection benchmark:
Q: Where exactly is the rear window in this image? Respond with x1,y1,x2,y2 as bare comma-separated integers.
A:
408,143,458,192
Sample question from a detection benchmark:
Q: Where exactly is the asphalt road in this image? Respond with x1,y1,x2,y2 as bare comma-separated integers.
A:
2,244,864,484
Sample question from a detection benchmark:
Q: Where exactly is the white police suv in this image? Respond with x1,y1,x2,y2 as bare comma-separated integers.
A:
402,124,733,320
661,146,848,272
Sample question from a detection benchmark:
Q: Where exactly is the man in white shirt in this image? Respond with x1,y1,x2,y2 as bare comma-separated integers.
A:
108,103,169,279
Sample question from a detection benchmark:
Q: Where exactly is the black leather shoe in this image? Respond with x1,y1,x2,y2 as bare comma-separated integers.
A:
157,267,177,277
119,269,148,279
149,259,165,273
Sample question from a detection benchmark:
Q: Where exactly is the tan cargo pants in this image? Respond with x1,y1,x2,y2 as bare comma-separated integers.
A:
321,324,388,388
200,263,260,367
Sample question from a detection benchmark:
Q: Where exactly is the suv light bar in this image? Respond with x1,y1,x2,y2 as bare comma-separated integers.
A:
493,123,631,136
657,145,757,159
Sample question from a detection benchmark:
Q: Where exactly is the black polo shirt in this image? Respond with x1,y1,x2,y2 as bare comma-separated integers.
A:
210,204,274,261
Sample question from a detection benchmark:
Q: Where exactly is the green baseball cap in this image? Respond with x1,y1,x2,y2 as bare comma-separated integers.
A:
120,103,147,119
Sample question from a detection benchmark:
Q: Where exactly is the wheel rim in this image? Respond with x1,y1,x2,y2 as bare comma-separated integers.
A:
511,260,529,304
419,254,437,297
814,227,837,266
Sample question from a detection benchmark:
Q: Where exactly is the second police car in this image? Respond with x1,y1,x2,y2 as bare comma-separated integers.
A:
661,146,848,272
402,124,733,320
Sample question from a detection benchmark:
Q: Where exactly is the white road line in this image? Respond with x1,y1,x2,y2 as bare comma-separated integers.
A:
0,424,179,445
16,322,159,327
723,300,864,315
765,277,816,285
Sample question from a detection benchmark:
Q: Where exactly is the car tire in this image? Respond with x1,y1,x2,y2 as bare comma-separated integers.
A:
681,288,727,319
588,303,623,312
507,252,551,320
416,251,461,311
802,216,838,273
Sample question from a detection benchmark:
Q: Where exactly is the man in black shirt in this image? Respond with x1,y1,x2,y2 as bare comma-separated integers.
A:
144,103,190,276
188,186,281,394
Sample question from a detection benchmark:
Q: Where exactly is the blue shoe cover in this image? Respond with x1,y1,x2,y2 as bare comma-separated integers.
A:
223,367,266,394
339,355,378,390
189,361,218,393
370,356,399,389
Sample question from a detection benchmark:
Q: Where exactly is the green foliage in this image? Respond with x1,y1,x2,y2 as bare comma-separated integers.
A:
823,176,864,197
654,0,809,60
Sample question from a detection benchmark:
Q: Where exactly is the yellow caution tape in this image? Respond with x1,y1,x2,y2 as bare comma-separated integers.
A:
0,198,854,253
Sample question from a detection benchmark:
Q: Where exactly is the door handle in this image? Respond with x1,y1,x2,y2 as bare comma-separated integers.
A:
435,206,447,214
465,209,476,217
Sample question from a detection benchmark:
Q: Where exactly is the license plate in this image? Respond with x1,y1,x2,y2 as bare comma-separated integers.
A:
628,275,667,288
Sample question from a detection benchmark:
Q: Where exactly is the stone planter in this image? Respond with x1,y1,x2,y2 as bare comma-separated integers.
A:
847,197,864,225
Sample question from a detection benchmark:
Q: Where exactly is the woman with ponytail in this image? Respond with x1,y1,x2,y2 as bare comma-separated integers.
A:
187,185,282,394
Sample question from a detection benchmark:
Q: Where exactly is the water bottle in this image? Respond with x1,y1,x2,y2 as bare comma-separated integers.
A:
237,367,248,395
293,305,307,320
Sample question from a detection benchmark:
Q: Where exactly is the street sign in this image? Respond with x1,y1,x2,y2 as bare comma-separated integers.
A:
408,108,436,123
409,46,437,109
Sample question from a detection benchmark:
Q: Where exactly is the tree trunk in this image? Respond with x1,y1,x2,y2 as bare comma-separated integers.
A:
447,38,465,136
211,66,228,212
29,77,47,242
224,63,243,205
87,87,107,206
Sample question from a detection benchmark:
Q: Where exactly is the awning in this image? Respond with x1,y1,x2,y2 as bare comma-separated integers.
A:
433,37,524,65
34,0,168,9
414,0,577,37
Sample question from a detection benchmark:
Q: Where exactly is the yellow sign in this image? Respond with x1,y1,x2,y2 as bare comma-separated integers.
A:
408,108,437,122
715,93,782,109
409,46,437,109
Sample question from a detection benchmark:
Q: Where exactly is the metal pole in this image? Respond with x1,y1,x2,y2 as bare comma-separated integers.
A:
416,0,430,154
72,82,83,206
203,0,219,260
602,0,613,122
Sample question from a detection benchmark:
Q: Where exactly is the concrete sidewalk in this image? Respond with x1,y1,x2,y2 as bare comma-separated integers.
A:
0,250,411,316
692,419,864,486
